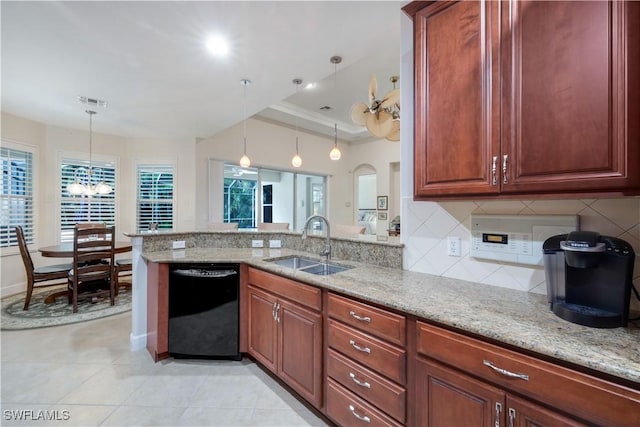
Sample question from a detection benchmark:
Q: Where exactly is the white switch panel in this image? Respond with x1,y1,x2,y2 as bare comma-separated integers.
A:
172,240,186,249
447,236,461,257
269,240,282,248
252,240,264,248
471,214,578,265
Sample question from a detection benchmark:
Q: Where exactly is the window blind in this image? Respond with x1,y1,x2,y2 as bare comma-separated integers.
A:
137,164,174,232
60,159,116,242
1,147,34,247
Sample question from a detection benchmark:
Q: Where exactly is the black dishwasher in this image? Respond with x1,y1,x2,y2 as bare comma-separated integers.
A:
168,263,241,360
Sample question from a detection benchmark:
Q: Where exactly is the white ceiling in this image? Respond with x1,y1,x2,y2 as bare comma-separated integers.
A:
1,1,402,143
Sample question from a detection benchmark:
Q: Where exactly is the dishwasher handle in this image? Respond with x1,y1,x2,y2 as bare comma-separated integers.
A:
171,269,238,279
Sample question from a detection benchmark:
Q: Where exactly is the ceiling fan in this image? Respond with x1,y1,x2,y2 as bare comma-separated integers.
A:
351,75,400,142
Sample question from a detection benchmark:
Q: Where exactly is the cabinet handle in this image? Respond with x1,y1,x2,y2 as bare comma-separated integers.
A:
349,372,371,389
275,303,280,323
502,154,509,184
491,156,498,185
349,339,371,354
508,408,516,427
349,311,371,323
348,405,371,423
483,360,529,381
272,302,277,320
495,402,502,427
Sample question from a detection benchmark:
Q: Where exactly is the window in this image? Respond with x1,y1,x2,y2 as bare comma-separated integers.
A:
137,164,174,232
60,159,115,242
1,146,34,247
224,172,258,229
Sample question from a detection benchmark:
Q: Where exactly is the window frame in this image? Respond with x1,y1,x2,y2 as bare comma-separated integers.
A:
136,163,175,232
0,140,37,255
59,154,116,243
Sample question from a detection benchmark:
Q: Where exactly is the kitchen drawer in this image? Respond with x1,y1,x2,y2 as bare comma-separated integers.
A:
329,319,406,385
327,348,405,423
328,292,406,346
416,321,640,427
248,267,321,311
326,378,403,427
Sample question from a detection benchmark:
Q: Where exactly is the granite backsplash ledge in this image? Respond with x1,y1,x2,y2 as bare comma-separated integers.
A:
131,231,403,269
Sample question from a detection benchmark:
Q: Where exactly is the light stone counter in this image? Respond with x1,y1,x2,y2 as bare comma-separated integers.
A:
141,247,640,385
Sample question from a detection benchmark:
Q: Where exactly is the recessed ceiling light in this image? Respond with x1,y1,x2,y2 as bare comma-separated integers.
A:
206,35,229,55
305,83,316,89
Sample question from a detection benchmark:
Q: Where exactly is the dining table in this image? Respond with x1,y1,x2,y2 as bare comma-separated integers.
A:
37,241,132,304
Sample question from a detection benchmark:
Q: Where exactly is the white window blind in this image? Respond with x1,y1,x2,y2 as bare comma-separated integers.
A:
60,159,116,242
1,147,34,247
137,164,174,232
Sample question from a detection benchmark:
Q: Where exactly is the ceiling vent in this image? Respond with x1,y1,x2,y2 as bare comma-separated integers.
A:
77,96,108,109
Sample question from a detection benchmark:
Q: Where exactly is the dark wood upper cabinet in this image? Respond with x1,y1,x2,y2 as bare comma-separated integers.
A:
405,0,640,199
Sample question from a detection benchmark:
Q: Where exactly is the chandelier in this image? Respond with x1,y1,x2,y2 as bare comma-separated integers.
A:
66,110,113,196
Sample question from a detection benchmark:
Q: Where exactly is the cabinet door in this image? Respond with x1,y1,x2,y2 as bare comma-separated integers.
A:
501,0,640,194
277,298,323,408
506,395,586,427
414,0,501,198
247,285,278,373
416,358,504,427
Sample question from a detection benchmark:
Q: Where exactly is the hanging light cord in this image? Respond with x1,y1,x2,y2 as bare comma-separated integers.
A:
242,83,247,155
294,81,300,154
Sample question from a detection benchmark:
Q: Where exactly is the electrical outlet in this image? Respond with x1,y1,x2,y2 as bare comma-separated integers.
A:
447,236,461,257
269,240,282,248
252,240,264,248
172,240,186,250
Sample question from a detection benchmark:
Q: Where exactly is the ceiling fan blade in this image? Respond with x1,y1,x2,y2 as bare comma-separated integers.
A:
368,74,378,105
381,88,400,109
366,111,393,138
351,103,369,126
386,120,400,142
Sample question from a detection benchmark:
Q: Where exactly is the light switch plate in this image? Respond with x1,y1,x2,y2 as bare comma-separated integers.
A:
172,240,186,249
252,240,264,248
447,236,461,257
269,240,282,248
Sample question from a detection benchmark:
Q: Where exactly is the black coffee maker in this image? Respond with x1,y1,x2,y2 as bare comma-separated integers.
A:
543,231,635,328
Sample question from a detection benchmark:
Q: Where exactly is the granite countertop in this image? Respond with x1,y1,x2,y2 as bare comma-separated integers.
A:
142,247,640,385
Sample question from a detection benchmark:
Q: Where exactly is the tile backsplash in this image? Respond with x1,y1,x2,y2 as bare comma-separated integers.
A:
403,197,640,311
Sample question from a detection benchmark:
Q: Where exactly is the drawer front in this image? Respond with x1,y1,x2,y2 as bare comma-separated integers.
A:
248,267,321,310
329,319,406,385
326,378,403,427
416,321,640,427
328,293,406,346
327,349,406,423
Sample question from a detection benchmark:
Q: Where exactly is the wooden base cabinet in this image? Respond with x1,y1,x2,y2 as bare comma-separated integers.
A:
246,268,323,409
415,321,640,427
415,358,585,427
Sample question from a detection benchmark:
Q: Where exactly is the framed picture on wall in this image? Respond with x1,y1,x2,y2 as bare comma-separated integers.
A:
377,196,388,210
378,212,388,221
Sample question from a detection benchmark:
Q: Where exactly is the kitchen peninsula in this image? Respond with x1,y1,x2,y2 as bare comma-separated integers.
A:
128,230,640,426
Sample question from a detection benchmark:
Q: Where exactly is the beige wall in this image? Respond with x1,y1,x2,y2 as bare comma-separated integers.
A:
1,112,196,297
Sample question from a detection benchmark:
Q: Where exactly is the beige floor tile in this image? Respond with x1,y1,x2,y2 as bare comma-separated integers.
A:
176,407,255,426
100,405,186,426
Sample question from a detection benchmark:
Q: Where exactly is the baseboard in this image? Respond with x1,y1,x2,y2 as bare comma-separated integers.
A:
130,331,147,351
1,283,26,299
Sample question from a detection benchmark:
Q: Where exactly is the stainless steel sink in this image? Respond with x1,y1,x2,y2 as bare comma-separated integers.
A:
266,256,320,269
299,263,353,276
266,255,353,276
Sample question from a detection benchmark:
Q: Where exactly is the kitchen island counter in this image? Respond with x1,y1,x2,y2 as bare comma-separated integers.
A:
140,246,640,385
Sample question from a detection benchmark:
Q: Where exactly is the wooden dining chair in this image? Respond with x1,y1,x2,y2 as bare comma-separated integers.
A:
15,226,72,311
114,258,132,295
68,224,116,313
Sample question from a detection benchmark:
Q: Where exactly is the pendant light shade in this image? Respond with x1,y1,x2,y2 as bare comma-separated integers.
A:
329,55,342,161
291,78,303,168
239,79,251,168
66,110,113,196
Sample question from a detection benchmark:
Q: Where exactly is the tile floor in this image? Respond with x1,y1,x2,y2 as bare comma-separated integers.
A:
1,312,331,426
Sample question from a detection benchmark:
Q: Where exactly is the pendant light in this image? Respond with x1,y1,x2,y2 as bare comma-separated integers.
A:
66,110,113,196
291,78,303,168
239,79,252,168
329,55,342,161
